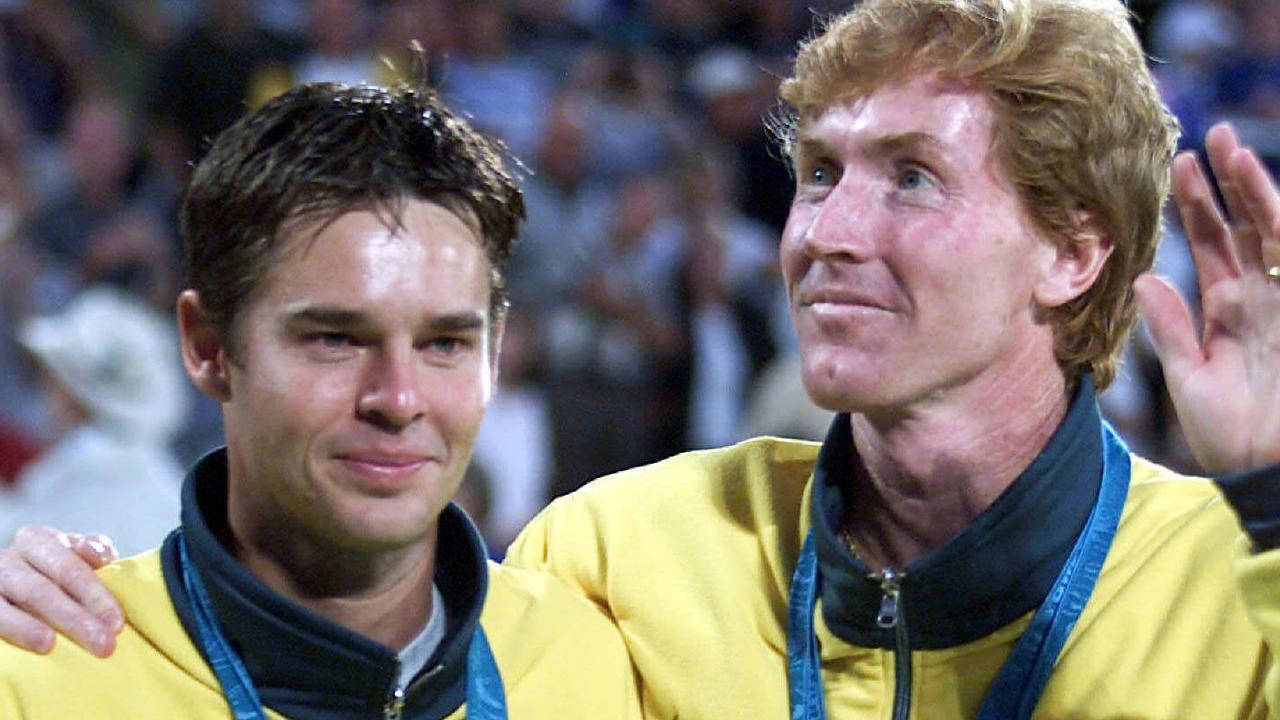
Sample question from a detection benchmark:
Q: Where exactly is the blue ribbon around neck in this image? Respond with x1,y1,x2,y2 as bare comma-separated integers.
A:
787,423,1131,720
177,533,508,719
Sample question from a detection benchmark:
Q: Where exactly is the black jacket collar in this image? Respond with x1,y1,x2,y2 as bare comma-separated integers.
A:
160,449,488,720
810,377,1103,649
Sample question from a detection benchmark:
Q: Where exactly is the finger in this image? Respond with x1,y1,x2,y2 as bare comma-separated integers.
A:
0,598,54,654
12,525,122,640
1205,123,1253,238
22,528,124,632
1133,273,1201,388
0,544,117,657
69,534,119,570
1230,146,1280,270
1172,152,1240,286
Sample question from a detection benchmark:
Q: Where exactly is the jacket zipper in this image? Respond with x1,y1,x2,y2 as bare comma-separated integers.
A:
383,686,405,720
384,656,405,720
875,568,911,720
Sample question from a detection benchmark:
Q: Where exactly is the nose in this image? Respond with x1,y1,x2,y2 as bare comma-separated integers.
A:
789,175,878,265
356,342,426,432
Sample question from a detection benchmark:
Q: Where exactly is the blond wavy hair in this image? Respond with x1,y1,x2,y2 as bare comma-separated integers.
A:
777,0,1179,389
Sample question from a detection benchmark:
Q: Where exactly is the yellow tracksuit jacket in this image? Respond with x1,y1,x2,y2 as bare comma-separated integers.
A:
0,553,641,719
507,390,1276,719
0,451,641,719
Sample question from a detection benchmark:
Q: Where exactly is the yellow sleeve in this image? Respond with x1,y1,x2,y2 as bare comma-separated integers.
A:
481,563,641,719
504,495,614,617
1232,537,1280,718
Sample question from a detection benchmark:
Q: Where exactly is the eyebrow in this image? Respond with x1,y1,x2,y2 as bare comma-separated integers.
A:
282,307,487,334
795,130,949,164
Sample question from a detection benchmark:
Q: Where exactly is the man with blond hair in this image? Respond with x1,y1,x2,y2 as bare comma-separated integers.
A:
3,0,1280,718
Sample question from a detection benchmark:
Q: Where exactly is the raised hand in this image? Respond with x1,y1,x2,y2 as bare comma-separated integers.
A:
1135,122,1280,474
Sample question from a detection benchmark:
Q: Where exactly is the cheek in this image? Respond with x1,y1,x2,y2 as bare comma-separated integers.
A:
434,367,492,439
778,225,809,290
232,359,359,441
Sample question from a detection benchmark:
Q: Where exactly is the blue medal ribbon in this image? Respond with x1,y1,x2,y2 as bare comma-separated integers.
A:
787,423,1131,720
177,533,508,719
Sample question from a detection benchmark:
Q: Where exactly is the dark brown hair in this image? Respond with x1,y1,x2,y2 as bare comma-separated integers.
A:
181,81,525,354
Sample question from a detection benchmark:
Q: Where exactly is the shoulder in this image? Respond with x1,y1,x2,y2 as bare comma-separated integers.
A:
1106,454,1243,580
482,561,620,640
502,438,818,624
539,437,819,526
505,437,818,575
481,562,641,719
1123,454,1238,530
0,551,232,717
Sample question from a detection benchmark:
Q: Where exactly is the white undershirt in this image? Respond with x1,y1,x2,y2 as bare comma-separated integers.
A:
397,584,447,691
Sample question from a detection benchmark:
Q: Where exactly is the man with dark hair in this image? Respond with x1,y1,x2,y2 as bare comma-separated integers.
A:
0,80,640,718
5,0,1280,718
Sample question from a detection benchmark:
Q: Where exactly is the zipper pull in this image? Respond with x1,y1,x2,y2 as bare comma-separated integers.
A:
875,567,902,629
383,687,405,720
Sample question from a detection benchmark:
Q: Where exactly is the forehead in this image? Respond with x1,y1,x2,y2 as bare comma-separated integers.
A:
797,73,999,166
250,200,492,320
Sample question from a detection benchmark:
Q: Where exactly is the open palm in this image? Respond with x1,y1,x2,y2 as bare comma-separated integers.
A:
1135,123,1280,474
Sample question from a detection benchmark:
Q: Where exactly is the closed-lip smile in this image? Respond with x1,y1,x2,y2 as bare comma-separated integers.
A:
333,450,434,484
796,289,894,313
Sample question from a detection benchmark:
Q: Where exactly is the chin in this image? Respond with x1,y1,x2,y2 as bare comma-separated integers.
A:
329,495,444,549
800,351,886,413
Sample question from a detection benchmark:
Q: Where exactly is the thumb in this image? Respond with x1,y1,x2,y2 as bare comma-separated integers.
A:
1133,273,1201,388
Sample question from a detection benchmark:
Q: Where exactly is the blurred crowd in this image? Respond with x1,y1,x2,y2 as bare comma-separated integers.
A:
0,0,1275,553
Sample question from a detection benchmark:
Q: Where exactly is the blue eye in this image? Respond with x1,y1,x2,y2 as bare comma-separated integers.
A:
430,337,460,353
316,332,352,348
798,158,837,188
898,168,930,190
423,336,473,356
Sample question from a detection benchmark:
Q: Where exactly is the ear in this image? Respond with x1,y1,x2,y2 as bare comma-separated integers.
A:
1032,213,1114,308
176,290,232,402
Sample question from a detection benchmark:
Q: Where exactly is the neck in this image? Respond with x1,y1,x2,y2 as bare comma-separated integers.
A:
223,503,437,650
842,363,1071,572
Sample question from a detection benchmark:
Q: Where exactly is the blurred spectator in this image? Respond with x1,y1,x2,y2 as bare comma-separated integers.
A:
292,0,381,85
26,94,140,268
687,44,793,233
1214,0,1280,162
639,0,721,66
472,309,554,550
372,0,457,86
452,460,495,554
149,0,296,170
0,420,41,487
510,0,600,78
509,94,614,312
79,207,179,313
679,147,781,448
545,173,687,496
741,0,807,59
444,0,553,160
63,1,175,111
0,286,186,557
0,150,51,441
0,1,96,143
73,206,223,465
1149,0,1240,152
741,351,832,442
1217,0,1280,117
575,48,686,182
